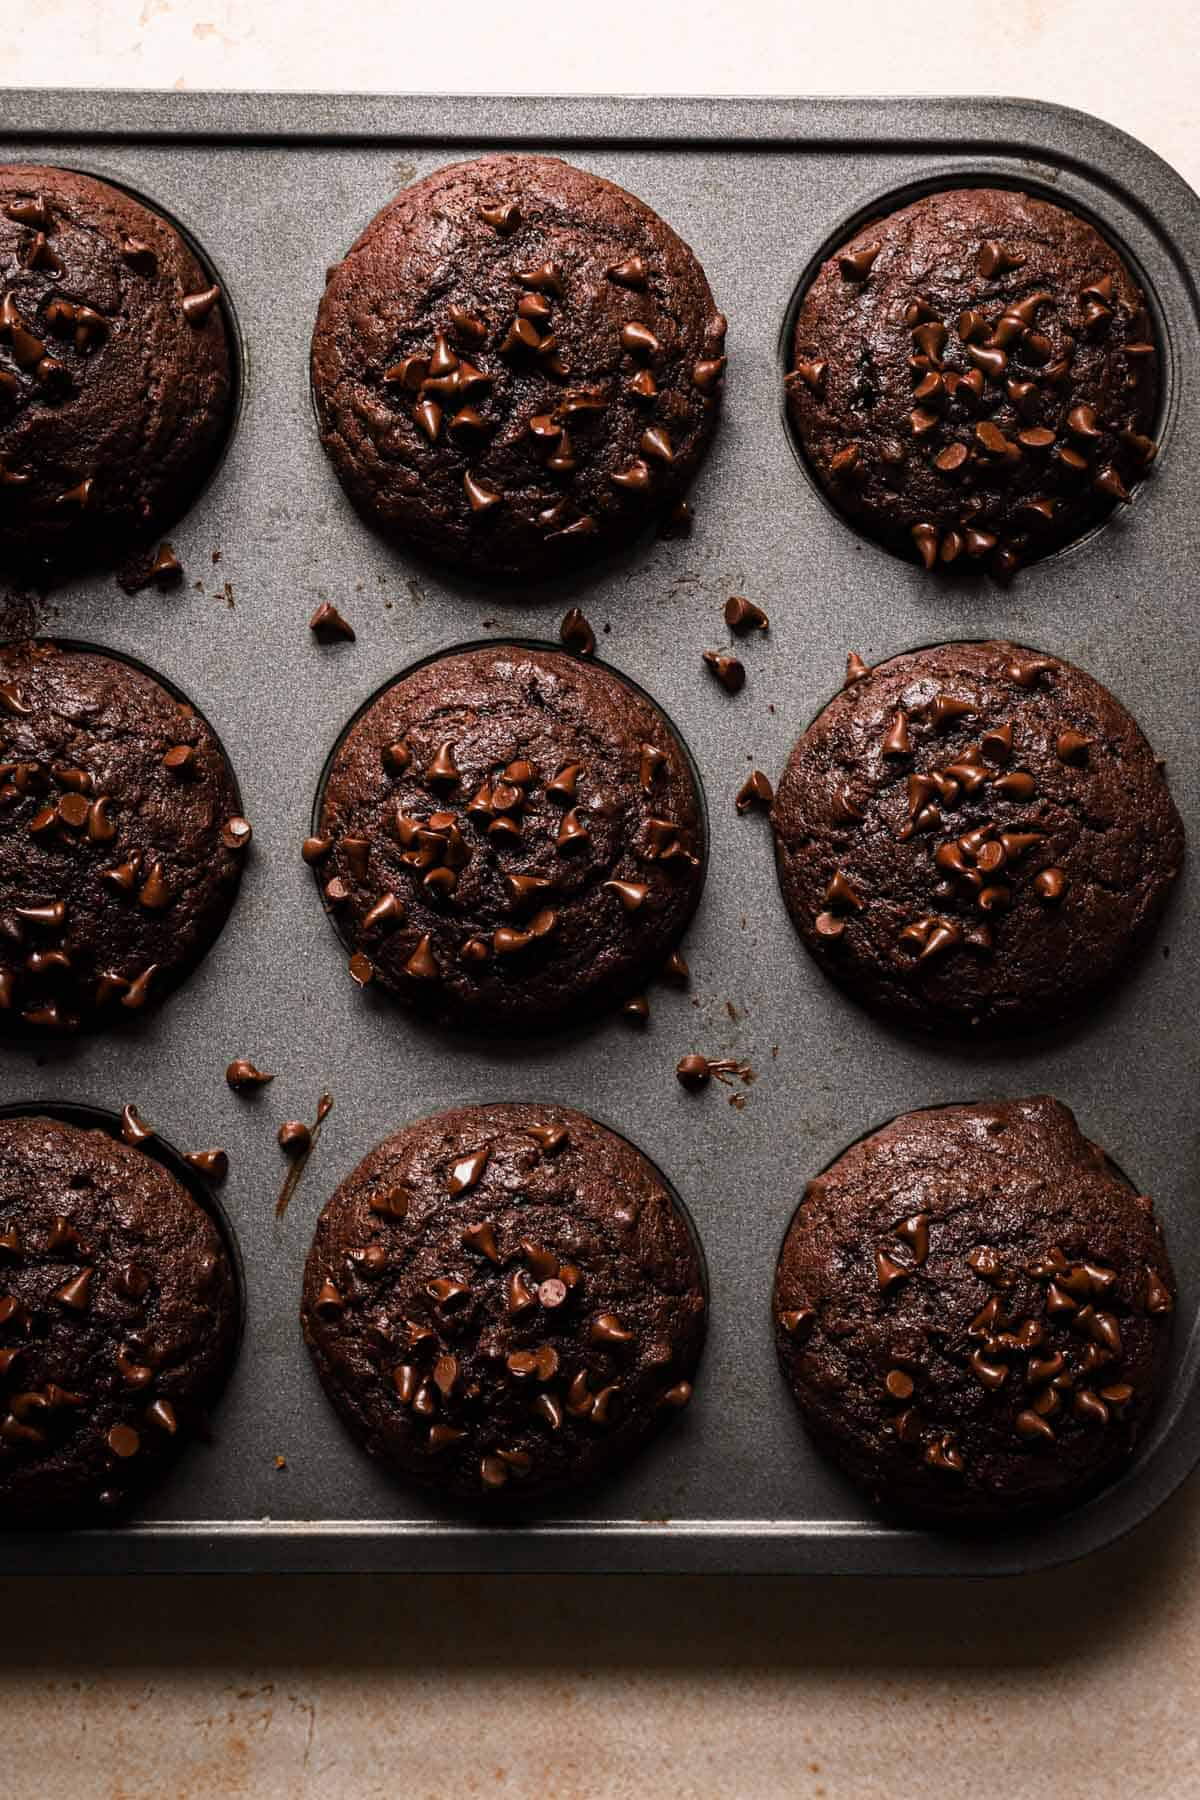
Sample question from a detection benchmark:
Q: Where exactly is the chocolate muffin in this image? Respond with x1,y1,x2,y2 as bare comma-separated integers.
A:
774,1097,1176,1526
0,165,232,569
311,644,704,1032
0,640,249,1035
786,187,1158,576
310,154,727,579
301,1103,706,1506
0,1112,239,1525
771,641,1183,1037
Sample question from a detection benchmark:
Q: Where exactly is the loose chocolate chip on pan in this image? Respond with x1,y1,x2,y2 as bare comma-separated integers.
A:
309,601,356,642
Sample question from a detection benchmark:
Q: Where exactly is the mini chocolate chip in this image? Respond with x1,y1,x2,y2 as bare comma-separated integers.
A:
120,1103,154,1146
54,1268,93,1311
181,285,221,325
882,711,911,757
184,1148,229,1182
148,542,182,587
560,608,595,656
162,744,196,778
676,1054,712,1091
1145,1268,1173,1315
875,1250,911,1290
278,1120,312,1156
405,935,439,981
725,597,769,634
838,244,880,280
792,359,827,393
1034,867,1067,901
603,879,649,914
309,601,356,642
607,255,648,287
702,651,745,694
226,1059,273,1091
447,1148,489,1197
735,770,773,813
661,950,689,987
1055,728,1092,764
463,471,502,512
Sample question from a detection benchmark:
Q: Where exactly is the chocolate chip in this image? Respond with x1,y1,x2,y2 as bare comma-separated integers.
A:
838,244,880,280
725,596,769,634
447,1147,489,1197
6,195,52,229
792,359,827,393
162,744,196,779
184,1149,229,1182
226,1059,273,1091
54,1268,93,1311
479,199,521,233
424,740,460,789
1145,1268,1173,1315
149,543,182,587
221,816,252,852
181,285,221,325
278,1120,312,1157
107,1423,141,1459
1015,1409,1055,1443
661,949,689,986
463,471,502,513
735,770,773,813
691,358,726,391
405,935,439,981
309,601,356,642
882,711,911,757
639,744,666,791
875,1249,911,1290
977,240,1024,278
120,1103,154,1146
1034,867,1067,901
1094,465,1130,502
702,651,745,694
554,605,598,658
1055,728,1092,764
603,879,649,914
676,1054,712,1091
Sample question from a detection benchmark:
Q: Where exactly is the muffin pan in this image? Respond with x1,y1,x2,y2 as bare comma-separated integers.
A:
0,91,1196,1575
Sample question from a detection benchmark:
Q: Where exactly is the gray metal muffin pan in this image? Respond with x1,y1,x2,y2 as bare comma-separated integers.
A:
0,91,1196,1576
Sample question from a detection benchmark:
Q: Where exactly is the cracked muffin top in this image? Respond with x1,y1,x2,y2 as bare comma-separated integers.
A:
0,1113,238,1525
311,154,727,579
770,640,1183,1037
0,164,232,571
0,639,249,1036
786,187,1158,578
311,644,704,1033
774,1096,1175,1525
302,1103,706,1507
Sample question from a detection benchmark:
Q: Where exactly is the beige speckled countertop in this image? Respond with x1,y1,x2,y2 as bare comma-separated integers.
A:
4,4,1200,1794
